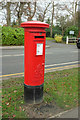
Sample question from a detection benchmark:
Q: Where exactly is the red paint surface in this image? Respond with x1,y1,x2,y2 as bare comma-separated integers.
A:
21,21,49,28
21,21,49,86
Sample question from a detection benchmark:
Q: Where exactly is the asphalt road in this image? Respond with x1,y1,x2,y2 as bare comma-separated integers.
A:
1,41,79,75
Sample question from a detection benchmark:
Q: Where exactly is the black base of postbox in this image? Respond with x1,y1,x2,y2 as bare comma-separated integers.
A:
24,84,43,104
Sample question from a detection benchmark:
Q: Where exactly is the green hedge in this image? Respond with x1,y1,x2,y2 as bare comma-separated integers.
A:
62,26,78,42
2,26,24,46
64,26,78,37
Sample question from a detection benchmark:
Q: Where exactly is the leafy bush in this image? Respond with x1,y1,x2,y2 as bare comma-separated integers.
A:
54,34,63,43
2,26,24,46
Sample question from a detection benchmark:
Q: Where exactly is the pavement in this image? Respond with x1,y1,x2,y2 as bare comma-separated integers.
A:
0,42,79,119
50,107,79,119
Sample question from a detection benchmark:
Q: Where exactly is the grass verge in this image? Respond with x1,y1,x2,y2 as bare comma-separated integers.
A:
2,68,79,118
68,43,76,45
44,68,78,109
46,37,54,40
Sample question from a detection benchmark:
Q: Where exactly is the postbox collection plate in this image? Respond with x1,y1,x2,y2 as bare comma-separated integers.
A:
36,43,43,55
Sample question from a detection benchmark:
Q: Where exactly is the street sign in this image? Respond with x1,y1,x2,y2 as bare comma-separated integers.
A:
69,31,74,35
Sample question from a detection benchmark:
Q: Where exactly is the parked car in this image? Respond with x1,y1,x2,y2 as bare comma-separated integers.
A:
76,31,80,49
76,38,80,49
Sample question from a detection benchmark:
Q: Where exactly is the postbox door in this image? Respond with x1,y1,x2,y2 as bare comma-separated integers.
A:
31,32,46,86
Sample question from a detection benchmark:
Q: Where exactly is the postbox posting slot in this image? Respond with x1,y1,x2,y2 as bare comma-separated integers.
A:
35,36,44,39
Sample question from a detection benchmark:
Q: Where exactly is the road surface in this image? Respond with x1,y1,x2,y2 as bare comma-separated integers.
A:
1,41,79,78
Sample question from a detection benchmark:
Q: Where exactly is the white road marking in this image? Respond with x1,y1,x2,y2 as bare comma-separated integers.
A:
45,61,79,67
0,52,53,57
0,50,78,57
0,54,24,57
49,109,73,118
12,54,23,56
45,52,53,54
72,51,78,53
2,55,13,57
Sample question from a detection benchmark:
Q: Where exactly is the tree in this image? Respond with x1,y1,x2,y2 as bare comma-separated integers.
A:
0,1,11,26
56,15,69,36
60,0,79,26
16,2,26,26
78,1,80,31
24,2,36,21
50,2,54,37
46,17,51,25
36,2,51,22
6,2,11,26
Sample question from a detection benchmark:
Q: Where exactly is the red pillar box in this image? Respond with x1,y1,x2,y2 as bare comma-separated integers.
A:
21,21,49,104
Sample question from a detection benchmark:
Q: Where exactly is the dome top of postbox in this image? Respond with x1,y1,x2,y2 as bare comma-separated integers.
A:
21,21,49,28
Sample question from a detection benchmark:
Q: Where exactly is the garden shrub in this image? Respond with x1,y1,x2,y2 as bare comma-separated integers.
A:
54,34,63,43
2,26,24,46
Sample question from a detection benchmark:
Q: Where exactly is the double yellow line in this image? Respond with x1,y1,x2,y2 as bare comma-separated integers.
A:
0,64,79,78
45,64,79,71
0,72,24,78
